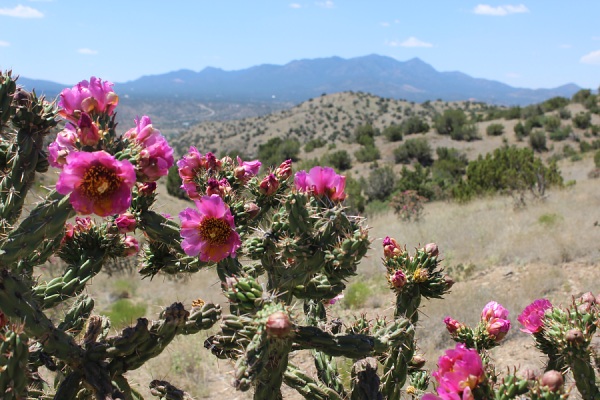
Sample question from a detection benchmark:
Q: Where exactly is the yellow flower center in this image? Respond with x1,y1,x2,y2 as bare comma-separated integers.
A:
81,165,119,200
198,217,231,245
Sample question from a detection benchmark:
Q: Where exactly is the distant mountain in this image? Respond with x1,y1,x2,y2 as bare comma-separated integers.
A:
17,55,582,106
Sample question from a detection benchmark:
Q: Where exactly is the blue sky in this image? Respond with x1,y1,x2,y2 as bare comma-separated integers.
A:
1,1,599,90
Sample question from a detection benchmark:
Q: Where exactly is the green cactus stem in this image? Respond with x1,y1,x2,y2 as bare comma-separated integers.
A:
350,357,382,400
284,364,343,400
0,325,29,400
149,379,194,400
0,190,74,268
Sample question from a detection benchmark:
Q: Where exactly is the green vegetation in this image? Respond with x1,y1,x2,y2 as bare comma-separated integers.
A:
393,137,433,166
257,137,301,167
103,299,148,329
342,281,371,309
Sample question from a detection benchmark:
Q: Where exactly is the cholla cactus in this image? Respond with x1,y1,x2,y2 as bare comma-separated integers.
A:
1,70,598,399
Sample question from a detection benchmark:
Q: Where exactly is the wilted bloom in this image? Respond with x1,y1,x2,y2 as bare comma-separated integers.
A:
518,299,552,334
115,212,136,233
294,166,346,201
383,236,403,258
234,156,261,181
178,195,241,262
388,269,407,289
429,343,485,400
275,159,293,179
205,177,231,197
76,112,101,146
58,77,118,122
444,316,464,335
48,125,77,168
56,151,136,217
177,147,204,183
124,116,174,182
122,236,139,257
259,173,280,196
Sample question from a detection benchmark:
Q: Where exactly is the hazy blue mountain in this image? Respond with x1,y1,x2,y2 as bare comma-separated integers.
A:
17,55,582,106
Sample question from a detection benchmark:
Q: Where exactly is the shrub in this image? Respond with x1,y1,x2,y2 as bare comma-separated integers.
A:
382,124,403,142
514,121,527,141
354,124,376,147
434,109,468,136
258,137,300,167
486,123,504,136
541,96,569,112
390,190,427,221
450,123,480,141
400,115,430,135
342,281,371,309
393,137,433,166
344,174,366,214
324,150,352,171
103,299,148,329
558,107,572,120
395,164,437,200
549,125,572,141
594,149,600,168
529,130,547,152
543,115,561,133
354,145,380,163
166,165,189,200
573,112,592,129
364,166,396,201
304,137,327,152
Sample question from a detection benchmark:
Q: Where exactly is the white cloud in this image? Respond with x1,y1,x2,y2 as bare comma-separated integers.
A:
78,48,98,55
0,5,43,18
289,3,301,8
316,1,334,9
473,4,529,16
387,36,433,48
380,22,390,27
580,50,600,65
0,40,9,47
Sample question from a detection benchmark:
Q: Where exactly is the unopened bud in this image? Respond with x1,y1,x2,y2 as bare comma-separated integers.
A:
275,159,292,179
541,370,564,392
443,275,454,289
388,269,407,289
259,174,279,196
123,236,139,257
580,292,596,305
138,181,157,195
409,355,426,369
266,311,292,338
244,203,260,219
424,242,439,257
565,328,584,346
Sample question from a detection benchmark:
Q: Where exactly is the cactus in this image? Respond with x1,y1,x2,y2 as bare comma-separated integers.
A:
1,70,598,399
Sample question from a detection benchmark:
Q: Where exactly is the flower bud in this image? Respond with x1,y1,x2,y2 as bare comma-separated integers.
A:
115,212,136,233
383,236,402,258
424,242,439,257
443,316,464,334
409,355,427,369
266,311,292,338
123,236,139,257
259,174,280,196
541,370,564,392
580,291,596,305
388,269,407,289
443,275,455,289
244,202,260,219
138,181,157,196
275,159,292,179
565,328,584,346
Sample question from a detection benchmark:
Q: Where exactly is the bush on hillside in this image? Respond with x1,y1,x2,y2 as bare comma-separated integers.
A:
486,123,504,136
166,165,189,200
363,166,396,202
393,137,433,166
304,137,327,152
595,149,600,168
433,109,467,136
543,115,561,133
354,124,377,147
354,145,380,163
549,125,572,141
400,115,430,135
573,112,592,129
382,124,403,142
541,96,569,112
324,150,353,171
257,137,301,167
529,130,547,152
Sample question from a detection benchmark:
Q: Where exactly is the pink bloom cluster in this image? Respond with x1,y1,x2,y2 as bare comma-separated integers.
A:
179,195,241,262
423,343,485,400
518,299,553,334
234,156,261,182
124,116,174,182
58,77,118,122
481,301,511,341
294,166,346,202
56,151,136,217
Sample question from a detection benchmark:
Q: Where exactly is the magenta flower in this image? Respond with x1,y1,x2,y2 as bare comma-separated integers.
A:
294,166,346,201
444,316,464,335
481,301,509,321
122,236,139,257
481,301,511,341
234,156,261,181
389,269,407,289
518,299,552,334
430,343,484,399
58,77,118,122
115,212,137,233
49,125,77,168
124,116,174,182
275,159,293,179
177,146,204,183
56,151,136,217
205,177,231,197
178,195,241,262
259,173,280,196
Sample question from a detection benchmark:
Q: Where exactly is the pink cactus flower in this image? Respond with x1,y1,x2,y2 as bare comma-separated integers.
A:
259,173,280,196
205,177,231,197
177,147,205,183
137,181,156,196
58,77,118,122
429,343,484,400
481,301,511,341
178,195,241,262
294,166,346,201
122,236,139,257
62,216,94,244
115,212,137,233
444,316,464,335
234,156,261,181
56,151,136,217
76,112,101,146
518,299,553,334
327,293,344,305
124,116,174,182
48,125,77,168
383,236,403,258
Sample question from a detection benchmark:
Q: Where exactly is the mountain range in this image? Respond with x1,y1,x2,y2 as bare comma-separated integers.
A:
18,54,582,106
